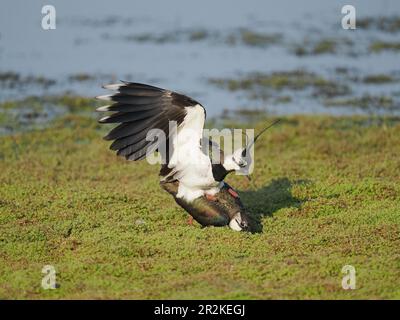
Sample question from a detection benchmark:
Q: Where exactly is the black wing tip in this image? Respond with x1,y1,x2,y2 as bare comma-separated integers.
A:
110,81,165,91
103,134,113,141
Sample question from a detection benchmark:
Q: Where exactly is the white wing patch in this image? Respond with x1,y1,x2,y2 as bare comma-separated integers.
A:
166,104,220,202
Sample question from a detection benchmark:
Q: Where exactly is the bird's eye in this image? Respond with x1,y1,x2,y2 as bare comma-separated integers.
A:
233,157,247,168
240,221,247,229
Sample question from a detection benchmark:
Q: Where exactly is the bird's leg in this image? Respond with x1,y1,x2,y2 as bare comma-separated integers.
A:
188,216,194,225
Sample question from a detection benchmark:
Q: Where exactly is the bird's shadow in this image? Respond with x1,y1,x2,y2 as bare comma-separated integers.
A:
239,177,309,233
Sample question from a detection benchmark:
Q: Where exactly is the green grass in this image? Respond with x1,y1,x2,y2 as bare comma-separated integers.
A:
0,114,399,299
363,74,396,84
324,95,397,112
369,41,400,53
239,29,281,48
312,40,336,54
358,16,400,33
209,71,351,98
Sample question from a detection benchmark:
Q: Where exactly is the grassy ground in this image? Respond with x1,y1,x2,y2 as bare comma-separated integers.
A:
0,114,399,299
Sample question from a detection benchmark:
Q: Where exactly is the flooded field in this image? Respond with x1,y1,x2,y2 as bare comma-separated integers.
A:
0,0,400,132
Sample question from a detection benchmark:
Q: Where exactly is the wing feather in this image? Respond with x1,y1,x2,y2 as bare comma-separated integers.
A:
97,82,205,167
99,109,160,123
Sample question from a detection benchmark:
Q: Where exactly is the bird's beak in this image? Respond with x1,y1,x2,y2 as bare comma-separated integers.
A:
246,175,251,181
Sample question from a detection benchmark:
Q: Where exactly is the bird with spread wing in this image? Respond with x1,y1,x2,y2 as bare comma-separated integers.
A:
96,82,278,232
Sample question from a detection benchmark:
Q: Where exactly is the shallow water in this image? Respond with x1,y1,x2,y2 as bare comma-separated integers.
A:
0,0,400,118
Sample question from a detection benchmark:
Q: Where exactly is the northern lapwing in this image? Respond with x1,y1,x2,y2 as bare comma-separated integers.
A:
96,82,278,231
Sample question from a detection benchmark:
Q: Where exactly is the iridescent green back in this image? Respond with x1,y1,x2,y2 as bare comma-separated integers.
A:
160,181,245,227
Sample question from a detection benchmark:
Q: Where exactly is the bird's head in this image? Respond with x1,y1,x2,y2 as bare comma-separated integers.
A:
222,147,249,172
222,119,281,179
229,211,251,232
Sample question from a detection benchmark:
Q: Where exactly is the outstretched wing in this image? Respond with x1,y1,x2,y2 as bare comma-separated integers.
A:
96,82,206,165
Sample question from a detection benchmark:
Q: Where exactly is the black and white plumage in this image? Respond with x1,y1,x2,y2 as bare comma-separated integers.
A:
96,82,247,203
97,82,196,161
96,82,276,231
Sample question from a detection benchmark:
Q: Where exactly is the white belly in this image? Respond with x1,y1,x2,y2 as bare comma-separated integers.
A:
174,145,220,202
167,104,221,202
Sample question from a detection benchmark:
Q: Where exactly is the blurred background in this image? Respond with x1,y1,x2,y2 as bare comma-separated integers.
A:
0,0,399,130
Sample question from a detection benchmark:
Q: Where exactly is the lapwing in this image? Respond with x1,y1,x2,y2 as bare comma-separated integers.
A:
96,82,278,231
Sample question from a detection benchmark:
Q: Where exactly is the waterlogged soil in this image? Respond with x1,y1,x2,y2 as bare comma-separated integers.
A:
0,0,400,130
209,69,400,116
0,95,101,135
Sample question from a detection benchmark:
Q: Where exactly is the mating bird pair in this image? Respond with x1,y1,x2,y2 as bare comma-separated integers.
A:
96,82,278,232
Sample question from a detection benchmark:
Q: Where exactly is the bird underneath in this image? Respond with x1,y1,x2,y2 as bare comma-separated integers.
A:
96,82,278,232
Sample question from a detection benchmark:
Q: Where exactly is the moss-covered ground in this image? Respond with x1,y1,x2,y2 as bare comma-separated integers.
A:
0,111,399,299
